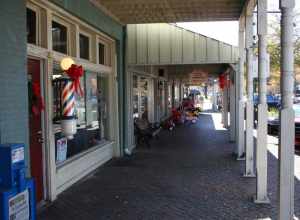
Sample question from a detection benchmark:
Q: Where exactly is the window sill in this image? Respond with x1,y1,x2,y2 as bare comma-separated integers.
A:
56,139,113,169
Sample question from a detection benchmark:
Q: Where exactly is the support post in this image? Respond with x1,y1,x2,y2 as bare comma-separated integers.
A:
279,0,295,219
235,66,240,152
213,80,218,112
230,70,236,143
223,82,229,128
236,20,246,160
244,13,255,177
254,0,269,204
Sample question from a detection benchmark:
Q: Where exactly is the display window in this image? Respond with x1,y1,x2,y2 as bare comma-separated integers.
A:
174,84,180,106
133,93,139,118
158,81,166,118
132,75,149,119
52,62,108,164
168,84,172,109
132,75,139,117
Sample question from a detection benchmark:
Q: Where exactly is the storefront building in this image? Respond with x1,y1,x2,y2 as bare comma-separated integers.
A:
1,0,125,204
124,23,239,152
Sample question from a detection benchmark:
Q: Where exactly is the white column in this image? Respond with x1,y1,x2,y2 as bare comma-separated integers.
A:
254,0,269,204
223,82,229,128
221,89,225,123
212,80,218,111
244,13,255,177
230,70,236,143
279,0,295,219
236,20,246,160
235,66,240,153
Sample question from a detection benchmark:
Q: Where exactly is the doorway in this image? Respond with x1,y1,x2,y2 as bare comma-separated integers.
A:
132,75,149,119
27,58,44,203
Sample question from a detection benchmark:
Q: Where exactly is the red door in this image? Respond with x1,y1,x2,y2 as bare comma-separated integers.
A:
27,59,44,202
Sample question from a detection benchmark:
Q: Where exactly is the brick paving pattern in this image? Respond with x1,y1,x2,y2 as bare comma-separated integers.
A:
38,113,300,220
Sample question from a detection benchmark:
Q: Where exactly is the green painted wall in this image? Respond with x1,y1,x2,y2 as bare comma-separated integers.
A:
49,0,123,40
49,0,126,153
0,0,29,161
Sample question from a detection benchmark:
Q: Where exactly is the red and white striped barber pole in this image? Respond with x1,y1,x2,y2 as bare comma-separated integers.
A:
61,80,77,139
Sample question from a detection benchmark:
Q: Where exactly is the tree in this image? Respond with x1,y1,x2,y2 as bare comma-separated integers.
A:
267,10,300,90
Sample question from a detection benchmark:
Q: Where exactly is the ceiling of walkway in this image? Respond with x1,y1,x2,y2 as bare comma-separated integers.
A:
93,0,247,24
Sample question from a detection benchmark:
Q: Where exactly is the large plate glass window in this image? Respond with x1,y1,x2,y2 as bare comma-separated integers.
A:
168,84,172,109
133,75,139,118
79,33,90,60
139,77,148,115
174,84,180,106
52,62,108,165
132,76,149,119
27,8,37,44
52,21,68,54
158,81,165,119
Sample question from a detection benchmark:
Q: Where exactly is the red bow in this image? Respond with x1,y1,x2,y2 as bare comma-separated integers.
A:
32,82,45,116
65,64,84,96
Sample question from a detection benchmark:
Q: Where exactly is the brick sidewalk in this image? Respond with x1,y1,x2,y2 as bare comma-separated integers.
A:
38,113,300,220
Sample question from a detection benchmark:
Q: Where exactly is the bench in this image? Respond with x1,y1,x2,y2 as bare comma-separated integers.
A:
134,118,161,148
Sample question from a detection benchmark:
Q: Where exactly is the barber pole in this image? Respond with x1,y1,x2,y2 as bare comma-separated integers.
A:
62,80,75,117
61,80,77,139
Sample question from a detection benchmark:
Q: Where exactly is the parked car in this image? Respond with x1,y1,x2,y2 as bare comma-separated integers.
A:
253,94,280,127
267,104,300,148
253,94,280,107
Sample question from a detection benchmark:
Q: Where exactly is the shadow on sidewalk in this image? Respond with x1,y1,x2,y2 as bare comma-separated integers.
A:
38,113,300,220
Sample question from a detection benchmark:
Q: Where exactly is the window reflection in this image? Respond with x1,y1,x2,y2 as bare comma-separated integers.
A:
27,8,37,44
132,75,149,119
80,34,90,60
52,63,108,164
52,21,68,54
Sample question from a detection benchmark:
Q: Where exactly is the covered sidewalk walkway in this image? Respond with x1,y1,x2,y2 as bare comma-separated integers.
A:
38,113,300,219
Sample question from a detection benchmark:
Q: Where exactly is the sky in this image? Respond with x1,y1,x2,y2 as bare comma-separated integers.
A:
176,1,300,46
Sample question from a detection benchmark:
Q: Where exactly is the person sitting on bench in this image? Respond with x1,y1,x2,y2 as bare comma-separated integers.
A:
135,111,160,147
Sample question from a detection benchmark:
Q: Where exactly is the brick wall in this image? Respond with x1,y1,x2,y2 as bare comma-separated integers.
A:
0,1,29,160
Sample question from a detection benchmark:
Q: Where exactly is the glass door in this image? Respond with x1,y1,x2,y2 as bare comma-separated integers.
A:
132,75,149,119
